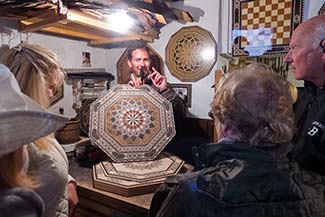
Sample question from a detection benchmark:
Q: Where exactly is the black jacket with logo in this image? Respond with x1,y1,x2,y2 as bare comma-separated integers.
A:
149,140,325,217
290,81,325,176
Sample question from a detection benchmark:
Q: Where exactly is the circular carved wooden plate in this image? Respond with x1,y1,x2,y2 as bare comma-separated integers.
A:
166,26,217,82
89,85,176,162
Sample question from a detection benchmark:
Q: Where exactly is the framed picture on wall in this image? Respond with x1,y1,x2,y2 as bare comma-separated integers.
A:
82,51,91,67
170,83,192,107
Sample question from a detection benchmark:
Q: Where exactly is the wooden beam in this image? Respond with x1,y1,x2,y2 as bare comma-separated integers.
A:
41,26,108,41
173,10,193,22
154,13,166,24
122,0,194,22
67,9,135,35
89,34,154,45
20,11,67,32
20,10,57,24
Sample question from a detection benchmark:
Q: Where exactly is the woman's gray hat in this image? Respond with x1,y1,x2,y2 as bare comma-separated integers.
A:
0,64,69,157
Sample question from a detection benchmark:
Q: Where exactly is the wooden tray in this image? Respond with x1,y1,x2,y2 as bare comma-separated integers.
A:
93,153,184,196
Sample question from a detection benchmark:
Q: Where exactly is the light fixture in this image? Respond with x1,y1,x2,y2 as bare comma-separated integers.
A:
200,47,215,61
105,10,134,34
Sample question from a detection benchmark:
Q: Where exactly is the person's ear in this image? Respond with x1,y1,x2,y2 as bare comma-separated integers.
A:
320,40,325,62
127,59,132,68
320,39,325,53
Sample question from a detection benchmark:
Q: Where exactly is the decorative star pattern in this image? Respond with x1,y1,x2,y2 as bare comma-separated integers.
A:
107,98,157,144
90,85,176,162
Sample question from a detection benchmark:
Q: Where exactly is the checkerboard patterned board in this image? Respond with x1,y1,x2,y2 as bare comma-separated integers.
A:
232,0,304,56
319,2,325,15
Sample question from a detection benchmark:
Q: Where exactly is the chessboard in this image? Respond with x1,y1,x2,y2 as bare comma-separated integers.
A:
232,0,304,56
319,1,325,15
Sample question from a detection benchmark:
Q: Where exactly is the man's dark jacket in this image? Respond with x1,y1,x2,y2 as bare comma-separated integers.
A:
149,139,325,217
290,81,325,175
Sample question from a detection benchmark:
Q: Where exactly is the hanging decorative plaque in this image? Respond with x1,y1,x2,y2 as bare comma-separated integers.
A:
165,25,217,82
116,44,164,84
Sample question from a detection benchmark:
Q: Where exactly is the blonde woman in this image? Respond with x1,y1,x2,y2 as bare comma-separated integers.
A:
149,63,325,217
0,64,69,217
0,43,79,217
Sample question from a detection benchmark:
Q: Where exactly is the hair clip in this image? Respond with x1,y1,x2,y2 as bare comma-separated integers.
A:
12,45,22,52
320,39,325,53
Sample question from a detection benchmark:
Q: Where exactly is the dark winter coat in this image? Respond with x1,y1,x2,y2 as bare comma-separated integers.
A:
149,139,325,217
0,187,44,217
290,81,325,176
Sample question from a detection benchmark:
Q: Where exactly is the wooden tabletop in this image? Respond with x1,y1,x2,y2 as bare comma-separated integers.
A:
69,160,153,217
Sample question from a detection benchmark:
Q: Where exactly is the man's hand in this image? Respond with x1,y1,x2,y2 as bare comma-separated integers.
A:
128,73,143,88
149,67,168,92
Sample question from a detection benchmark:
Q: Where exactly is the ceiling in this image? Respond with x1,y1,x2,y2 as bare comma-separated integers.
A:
0,0,202,47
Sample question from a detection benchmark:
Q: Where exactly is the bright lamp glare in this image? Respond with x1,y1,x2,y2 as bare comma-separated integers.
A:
200,47,215,61
109,10,134,33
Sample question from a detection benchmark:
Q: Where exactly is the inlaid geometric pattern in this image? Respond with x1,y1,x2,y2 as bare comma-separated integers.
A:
232,0,304,56
90,85,176,162
79,98,96,136
93,152,184,196
166,26,217,82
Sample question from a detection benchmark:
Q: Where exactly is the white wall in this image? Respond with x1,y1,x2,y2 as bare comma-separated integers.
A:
0,20,111,118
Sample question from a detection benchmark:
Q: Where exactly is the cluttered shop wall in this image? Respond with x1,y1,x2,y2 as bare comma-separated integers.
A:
0,0,220,120
0,0,322,119
105,0,221,119
105,0,325,119
218,0,324,89
0,19,112,118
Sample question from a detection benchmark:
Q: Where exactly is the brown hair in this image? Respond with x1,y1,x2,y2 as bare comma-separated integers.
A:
0,148,38,190
210,63,294,147
127,41,150,60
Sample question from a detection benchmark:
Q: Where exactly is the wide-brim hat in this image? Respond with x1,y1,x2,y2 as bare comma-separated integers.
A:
0,64,69,158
